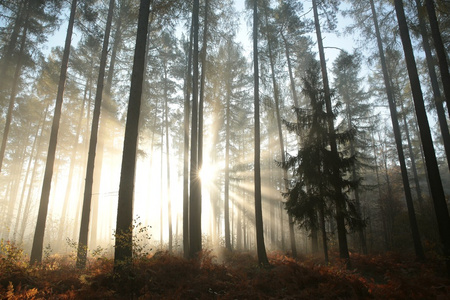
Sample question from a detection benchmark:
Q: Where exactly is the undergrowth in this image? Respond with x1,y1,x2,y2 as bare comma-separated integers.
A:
1,240,450,299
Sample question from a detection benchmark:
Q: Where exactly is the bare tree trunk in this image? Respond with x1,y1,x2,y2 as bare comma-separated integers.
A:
77,0,115,269
395,0,450,268
189,0,202,258
253,0,269,266
163,63,173,252
57,78,89,250
183,20,193,259
30,0,77,264
114,0,151,269
414,0,450,172
370,0,425,261
263,5,297,258
0,3,29,172
425,0,450,119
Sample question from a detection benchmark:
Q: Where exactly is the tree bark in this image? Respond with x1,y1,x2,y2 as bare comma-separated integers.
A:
395,0,450,268
183,21,193,258
224,41,232,251
77,0,115,269
414,0,450,172
30,0,77,264
253,0,269,266
189,0,202,258
312,0,349,260
369,0,425,261
0,2,29,172
114,0,151,268
425,0,450,119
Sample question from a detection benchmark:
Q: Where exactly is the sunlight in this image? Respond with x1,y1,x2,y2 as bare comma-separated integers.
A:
199,162,219,188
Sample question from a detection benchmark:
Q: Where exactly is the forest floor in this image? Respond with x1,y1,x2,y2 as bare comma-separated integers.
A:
1,242,450,299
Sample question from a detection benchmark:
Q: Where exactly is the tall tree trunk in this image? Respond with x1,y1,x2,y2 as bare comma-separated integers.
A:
369,0,425,261
183,21,193,258
0,0,25,94
312,0,349,260
0,3,29,172
371,129,390,251
425,0,450,119
163,63,173,252
113,0,151,268
224,45,232,251
77,0,115,269
57,78,89,249
414,0,450,172
318,202,328,263
189,0,202,258
263,5,297,257
13,109,46,242
253,0,269,266
281,33,300,109
399,96,424,207
395,0,450,269
30,0,77,264
198,0,208,244
345,96,367,254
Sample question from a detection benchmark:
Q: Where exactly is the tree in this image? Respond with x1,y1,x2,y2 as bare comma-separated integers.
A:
332,51,371,254
312,0,349,260
394,0,450,271
367,0,425,261
189,0,202,258
114,0,151,269
251,0,269,266
182,23,193,259
424,0,450,119
77,0,115,269
283,60,359,264
0,0,62,172
261,0,297,257
412,0,450,172
29,0,78,265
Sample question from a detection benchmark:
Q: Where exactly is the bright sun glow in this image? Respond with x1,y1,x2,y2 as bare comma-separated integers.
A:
199,162,218,187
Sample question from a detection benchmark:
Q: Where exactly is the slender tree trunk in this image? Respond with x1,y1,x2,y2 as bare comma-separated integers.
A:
0,0,25,94
318,202,328,263
197,0,208,246
163,64,173,252
0,4,29,172
183,20,193,259
414,0,450,172
399,96,424,207
345,101,367,255
425,0,450,119
30,0,77,264
114,0,151,268
253,0,269,266
372,129,389,251
281,33,300,109
77,0,114,269
224,48,232,251
369,0,425,261
263,6,297,257
312,0,349,260
13,110,45,242
57,78,89,249
395,0,450,269
189,0,202,258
